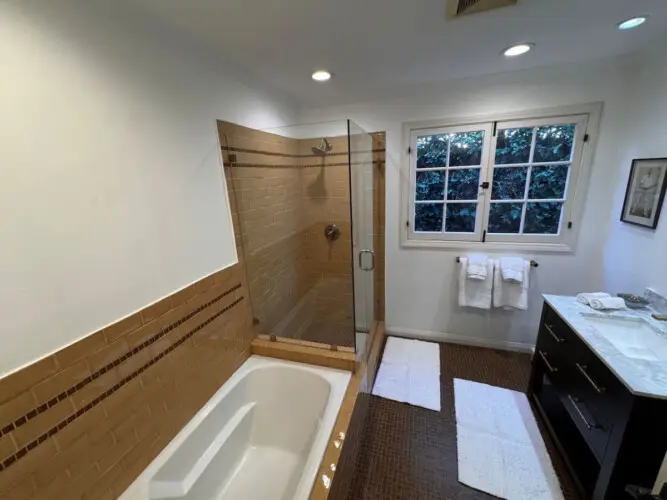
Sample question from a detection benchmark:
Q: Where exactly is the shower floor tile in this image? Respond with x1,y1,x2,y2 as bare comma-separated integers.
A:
343,342,582,500
269,280,355,348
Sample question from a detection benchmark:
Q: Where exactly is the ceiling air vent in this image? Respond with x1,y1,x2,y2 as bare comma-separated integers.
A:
446,0,518,19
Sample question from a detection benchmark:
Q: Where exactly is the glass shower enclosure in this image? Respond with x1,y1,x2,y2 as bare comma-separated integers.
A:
219,119,377,356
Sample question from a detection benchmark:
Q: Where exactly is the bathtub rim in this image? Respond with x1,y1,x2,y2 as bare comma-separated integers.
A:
119,355,352,500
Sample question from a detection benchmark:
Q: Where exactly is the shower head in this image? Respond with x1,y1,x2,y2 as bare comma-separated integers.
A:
312,137,333,156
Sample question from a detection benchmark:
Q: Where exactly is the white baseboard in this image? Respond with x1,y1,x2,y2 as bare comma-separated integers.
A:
386,327,535,354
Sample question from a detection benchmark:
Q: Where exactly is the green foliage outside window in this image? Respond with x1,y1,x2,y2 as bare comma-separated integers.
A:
414,123,574,235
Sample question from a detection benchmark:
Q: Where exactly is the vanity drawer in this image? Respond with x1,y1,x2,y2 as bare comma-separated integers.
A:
538,306,589,376
574,347,629,422
541,307,577,346
561,384,613,462
547,362,613,462
536,307,575,371
541,305,628,423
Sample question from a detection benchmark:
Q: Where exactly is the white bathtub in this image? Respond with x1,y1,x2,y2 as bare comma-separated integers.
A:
120,356,351,500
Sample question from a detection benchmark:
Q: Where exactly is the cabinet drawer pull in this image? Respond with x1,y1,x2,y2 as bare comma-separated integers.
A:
545,324,564,343
576,363,605,393
567,395,598,430
539,351,558,373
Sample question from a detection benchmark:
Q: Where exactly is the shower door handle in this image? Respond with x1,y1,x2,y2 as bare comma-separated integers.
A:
358,249,375,271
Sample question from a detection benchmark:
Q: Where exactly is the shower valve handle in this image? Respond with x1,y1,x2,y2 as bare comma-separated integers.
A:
324,224,341,241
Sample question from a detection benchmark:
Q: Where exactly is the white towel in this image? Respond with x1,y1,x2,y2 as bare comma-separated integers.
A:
466,254,489,281
589,297,626,311
459,258,494,309
576,292,611,305
493,259,530,310
499,257,525,283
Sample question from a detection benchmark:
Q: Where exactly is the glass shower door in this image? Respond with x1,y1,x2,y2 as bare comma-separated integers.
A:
349,120,375,358
220,118,376,353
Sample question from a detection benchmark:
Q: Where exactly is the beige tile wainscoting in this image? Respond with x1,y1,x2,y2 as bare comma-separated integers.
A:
0,263,254,500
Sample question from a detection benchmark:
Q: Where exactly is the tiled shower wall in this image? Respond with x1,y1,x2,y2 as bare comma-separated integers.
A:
218,122,312,334
219,122,358,346
219,122,386,347
0,263,254,499
299,136,355,343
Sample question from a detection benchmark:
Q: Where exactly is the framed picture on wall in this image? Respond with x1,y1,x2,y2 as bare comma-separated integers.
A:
621,158,667,229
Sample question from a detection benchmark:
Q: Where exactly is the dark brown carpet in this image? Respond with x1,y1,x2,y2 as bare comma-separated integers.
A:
345,342,582,500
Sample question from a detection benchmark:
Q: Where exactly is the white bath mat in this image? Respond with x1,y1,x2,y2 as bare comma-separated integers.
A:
371,337,440,411
454,379,564,500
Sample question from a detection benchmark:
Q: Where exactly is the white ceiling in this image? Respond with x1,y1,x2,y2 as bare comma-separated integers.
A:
133,0,667,108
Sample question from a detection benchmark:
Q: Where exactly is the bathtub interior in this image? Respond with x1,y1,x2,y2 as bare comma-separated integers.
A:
149,365,334,500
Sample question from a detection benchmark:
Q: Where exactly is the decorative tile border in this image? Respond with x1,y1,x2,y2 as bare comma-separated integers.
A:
0,283,241,442
221,145,386,159
225,160,385,169
0,294,244,473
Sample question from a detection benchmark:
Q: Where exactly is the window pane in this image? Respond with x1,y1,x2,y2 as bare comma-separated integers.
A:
524,202,563,234
488,203,523,233
533,124,575,163
495,128,533,164
449,131,484,166
528,164,569,199
416,171,445,201
417,134,448,168
491,167,528,200
445,203,477,233
415,203,444,232
447,168,480,200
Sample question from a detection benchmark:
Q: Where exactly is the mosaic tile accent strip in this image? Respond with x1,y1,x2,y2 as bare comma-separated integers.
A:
0,293,244,473
225,160,385,169
0,284,241,440
221,145,386,159
0,262,254,500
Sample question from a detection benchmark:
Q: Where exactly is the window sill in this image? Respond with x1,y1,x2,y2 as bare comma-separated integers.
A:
400,237,574,253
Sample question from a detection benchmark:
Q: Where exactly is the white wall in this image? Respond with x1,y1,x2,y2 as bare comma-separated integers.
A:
0,0,296,376
603,41,667,297
300,58,635,349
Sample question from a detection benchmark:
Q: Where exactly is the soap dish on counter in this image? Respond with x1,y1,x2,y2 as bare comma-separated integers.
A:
618,293,650,309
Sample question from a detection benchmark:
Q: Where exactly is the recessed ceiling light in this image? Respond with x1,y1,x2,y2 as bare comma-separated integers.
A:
502,44,533,57
617,16,648,30
312,70,332,82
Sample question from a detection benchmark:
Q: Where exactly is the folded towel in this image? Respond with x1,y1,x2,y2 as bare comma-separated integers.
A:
493,259,530,310
459,258,494,309
577,292,611,305
589,297,626,311
467,254,489,281
499,257,525,283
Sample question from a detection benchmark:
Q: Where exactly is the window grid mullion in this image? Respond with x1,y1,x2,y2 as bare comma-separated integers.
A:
490,198,565,204
493,160,568,168
518,127,538,234
415,166,447,172
479,130,496,239
441,136,452,233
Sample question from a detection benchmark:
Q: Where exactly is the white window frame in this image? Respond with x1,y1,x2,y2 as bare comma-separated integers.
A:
409,122,493,242
401,103,602,252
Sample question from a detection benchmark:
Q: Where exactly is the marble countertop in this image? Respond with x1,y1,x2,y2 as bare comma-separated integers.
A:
543,295,667,399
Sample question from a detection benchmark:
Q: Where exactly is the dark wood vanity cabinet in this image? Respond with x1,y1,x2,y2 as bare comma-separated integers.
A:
529,303,667,500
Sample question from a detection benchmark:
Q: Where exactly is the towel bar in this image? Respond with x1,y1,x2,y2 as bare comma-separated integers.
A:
456,257,539,267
